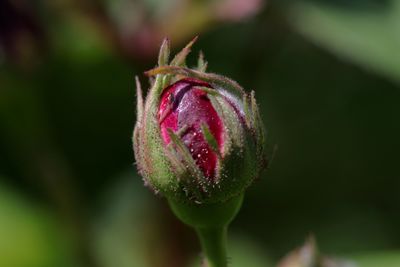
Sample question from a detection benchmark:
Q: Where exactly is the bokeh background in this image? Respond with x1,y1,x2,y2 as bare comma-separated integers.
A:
1,0,400,266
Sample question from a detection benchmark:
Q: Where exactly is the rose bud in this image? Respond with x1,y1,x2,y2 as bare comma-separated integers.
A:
133,37,267,267
133,37,266,206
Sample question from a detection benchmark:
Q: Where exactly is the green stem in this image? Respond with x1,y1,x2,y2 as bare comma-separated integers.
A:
168,195,243,267
196,226,228,267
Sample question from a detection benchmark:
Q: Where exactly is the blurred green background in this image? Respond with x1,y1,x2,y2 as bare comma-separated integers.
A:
1,0,400,266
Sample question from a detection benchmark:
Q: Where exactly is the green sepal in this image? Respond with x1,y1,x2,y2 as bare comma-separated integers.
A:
133,76,144,177
158,38,170,67
250,91,267,167
170,36,198,67
145,66,245,99
167,128,208,202
207,94,246,157
137,101,178,195
160,36,198,88
205,94,258,203
135,76,144,122
135,41,179,196
167,128,204,182
197,51,208,72
242,93,252,129
201,123,220,158
197,86,221,96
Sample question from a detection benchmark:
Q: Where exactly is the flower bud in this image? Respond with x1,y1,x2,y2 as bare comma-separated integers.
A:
133,37,266,204
277,237,356,267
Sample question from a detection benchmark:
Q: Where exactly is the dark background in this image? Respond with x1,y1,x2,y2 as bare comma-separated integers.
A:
1,0,400,266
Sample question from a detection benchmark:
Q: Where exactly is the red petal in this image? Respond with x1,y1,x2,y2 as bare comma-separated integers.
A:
159,78,223,179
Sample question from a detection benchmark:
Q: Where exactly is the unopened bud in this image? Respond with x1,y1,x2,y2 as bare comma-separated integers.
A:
133,37,266,205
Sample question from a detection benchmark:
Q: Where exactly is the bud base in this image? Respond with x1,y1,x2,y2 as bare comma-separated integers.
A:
168,194,244,267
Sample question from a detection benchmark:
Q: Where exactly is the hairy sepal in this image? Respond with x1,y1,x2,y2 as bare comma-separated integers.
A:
145,66,245,100
206,94,258,203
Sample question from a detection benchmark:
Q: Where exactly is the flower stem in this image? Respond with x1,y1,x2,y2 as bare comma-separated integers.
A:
196,226,228,267
168,195,243,267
